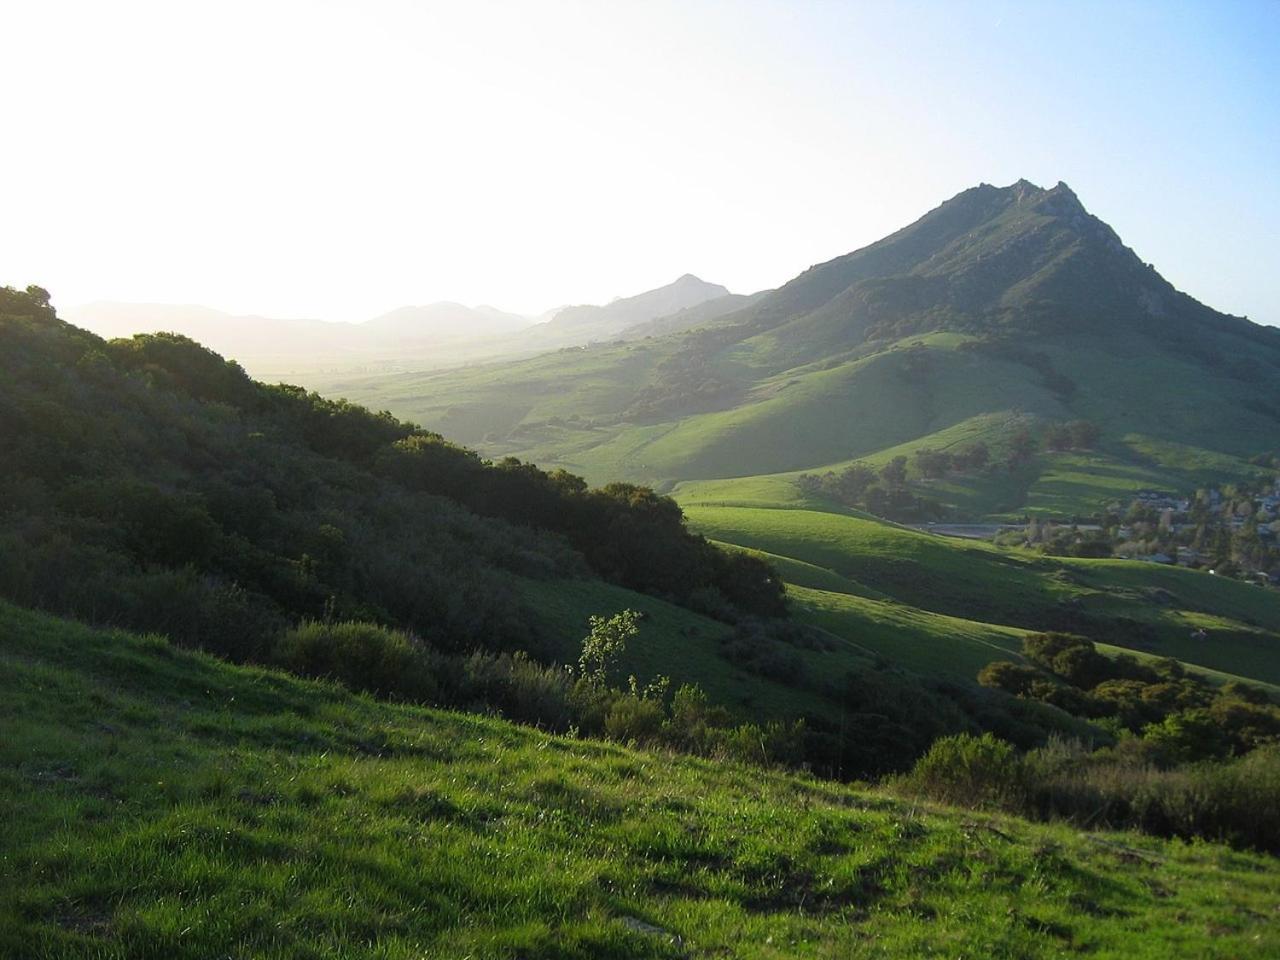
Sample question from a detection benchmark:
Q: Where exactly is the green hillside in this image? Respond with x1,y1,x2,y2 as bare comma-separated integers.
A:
5,601,1279,959
680,497,1280,687
516,576,837,722
0,285,1110,780
315,181,1280,517
0,284,788,659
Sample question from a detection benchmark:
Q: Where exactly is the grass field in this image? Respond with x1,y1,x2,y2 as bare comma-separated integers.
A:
5,601,1280,959
677,499,1280,688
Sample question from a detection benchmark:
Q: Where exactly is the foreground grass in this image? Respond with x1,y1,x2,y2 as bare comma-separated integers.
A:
3,602,1279,958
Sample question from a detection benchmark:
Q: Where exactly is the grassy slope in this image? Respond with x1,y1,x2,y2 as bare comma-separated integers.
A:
518,577,840,720
313,332,1271,518
678,500,1280,687
5,602,1279,959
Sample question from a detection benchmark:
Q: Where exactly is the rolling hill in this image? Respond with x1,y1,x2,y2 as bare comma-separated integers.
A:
296,180,1280,704
319,180,1280,517
681,494,1280,687
5,601,1278,959
28,282,1275,772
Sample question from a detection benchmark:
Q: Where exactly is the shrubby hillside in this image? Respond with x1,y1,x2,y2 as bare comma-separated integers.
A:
0,284,783,668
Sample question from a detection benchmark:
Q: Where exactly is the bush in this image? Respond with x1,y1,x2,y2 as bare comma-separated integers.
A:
1020,741,1280,853
977,660,1040,696
604,694,666,744
717,719,807,767
663,684,735,752
456,650,574,730
719,620,805,683
897,733,1026,809
578,609,641,685
1141,709,1231,763
272,621,436,701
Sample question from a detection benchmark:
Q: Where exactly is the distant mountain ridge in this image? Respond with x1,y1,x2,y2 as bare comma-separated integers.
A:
547,274,729,333
502,274,732,353
64,273,738,377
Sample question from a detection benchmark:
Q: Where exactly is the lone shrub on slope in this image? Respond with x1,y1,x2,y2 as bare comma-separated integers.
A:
898,733,1026,810
273,621,437,701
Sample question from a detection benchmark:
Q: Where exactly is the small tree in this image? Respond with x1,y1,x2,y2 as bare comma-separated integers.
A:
578,609,642,685
1009,428,1037,463
1067,419,1101,450
880,455,909,491
977,660,1041,696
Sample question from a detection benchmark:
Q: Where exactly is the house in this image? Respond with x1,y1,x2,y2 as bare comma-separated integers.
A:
1176,546,1202,566
1140,552,1174,565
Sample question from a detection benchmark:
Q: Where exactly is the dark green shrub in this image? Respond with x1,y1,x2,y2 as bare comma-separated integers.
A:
719,620,805,683
604,695,666,744
1142,709,1232,762
663,684,735,752
898,733,1026,809
977,660,1040,695
1190,746,1280,851
717,719,807,767
272,621,436,701
1022,741,1280,853
457,650,573,730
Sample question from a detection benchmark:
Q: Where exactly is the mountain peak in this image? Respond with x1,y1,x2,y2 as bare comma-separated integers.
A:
1008,177,1044,202
674,273,709,286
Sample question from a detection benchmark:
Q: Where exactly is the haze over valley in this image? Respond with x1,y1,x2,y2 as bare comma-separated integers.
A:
64,272,733,378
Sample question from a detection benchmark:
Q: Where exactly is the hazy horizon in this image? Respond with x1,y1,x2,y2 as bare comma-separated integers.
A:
60,272,725,325
5,0,1278,326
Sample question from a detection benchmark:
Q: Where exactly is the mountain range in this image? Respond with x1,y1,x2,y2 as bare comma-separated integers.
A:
320,179,1280,518
63,274,733,380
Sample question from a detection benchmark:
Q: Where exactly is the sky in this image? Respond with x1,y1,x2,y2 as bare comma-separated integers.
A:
3,0,1277,324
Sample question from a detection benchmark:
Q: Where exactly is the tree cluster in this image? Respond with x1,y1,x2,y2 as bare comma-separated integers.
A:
797,456,944,521
978,633,1280,760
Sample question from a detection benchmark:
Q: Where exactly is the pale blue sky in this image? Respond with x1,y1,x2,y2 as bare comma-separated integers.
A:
3,0,1276,324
